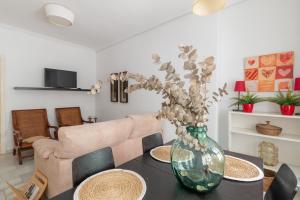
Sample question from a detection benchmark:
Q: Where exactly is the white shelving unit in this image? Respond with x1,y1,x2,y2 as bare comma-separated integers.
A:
231,127,300,143
228,111,300,189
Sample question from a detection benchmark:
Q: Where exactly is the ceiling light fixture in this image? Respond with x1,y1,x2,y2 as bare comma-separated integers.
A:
44,3,74,27
192,0,225,16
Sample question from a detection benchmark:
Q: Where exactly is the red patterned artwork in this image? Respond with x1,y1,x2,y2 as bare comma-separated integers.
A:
259,67,276,80
244,51,294,92
276,65,293,79
258,80,275,92
259,54,276,68
246,80,258,91
245,57,259,69
245,68,258,80
277,52,294,66
275,79,292,91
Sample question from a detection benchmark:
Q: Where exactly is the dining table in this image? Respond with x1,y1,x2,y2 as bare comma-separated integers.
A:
49,146,263,200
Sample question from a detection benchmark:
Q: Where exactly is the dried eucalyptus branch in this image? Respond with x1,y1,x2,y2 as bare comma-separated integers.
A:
91,45,228,150
128,45,227,126
125,45,228,149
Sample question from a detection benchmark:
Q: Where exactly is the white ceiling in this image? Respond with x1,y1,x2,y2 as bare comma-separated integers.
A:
0,0,243,51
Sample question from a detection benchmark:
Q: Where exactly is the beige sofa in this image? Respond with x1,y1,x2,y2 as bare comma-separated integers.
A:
33,114,163,198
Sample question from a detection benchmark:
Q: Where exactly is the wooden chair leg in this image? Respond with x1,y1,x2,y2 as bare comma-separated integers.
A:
54,130,58,140
13,148,16,156
17,149,22,165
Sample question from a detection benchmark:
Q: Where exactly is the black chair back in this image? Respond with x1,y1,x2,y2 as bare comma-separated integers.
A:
72,147,115,187
142,133,163,153
265,164,298,200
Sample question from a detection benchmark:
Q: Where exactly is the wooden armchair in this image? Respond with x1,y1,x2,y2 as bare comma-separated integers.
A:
55,107,95,128
12,109,57,165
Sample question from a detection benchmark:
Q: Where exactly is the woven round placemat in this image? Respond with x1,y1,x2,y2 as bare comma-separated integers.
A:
150,146,195,163
171,148,194,162
150,145,172,163
74,169,146,200
224,155,264,182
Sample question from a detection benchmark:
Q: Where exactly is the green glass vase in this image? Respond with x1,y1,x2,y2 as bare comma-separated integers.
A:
170,125,225,192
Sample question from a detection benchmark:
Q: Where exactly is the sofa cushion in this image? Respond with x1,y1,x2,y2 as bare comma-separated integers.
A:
127,114,163,138
54,118,134,159
112,137,143,166
33,139,59,159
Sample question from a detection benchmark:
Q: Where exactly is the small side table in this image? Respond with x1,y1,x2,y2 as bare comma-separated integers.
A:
88,116,98,123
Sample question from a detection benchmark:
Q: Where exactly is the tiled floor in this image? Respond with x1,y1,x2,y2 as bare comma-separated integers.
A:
0,151,34,200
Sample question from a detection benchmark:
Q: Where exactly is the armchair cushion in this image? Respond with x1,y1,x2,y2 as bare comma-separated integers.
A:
33,139,59,159
23,136,49,144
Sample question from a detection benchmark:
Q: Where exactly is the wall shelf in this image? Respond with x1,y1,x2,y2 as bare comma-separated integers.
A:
230,111,300,119
14,87,90,92
231,127,300,143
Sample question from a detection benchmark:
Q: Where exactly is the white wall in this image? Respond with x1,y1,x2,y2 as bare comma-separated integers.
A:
96,0,300,148
96,14,219,142
218,0,300,148
0,24,97,152
0,0,297,153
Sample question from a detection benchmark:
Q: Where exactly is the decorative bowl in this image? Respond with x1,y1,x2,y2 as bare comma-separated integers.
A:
256,121,282,136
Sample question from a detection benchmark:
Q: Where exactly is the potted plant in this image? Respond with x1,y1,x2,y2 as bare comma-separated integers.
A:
121,45,228,193
231,92,264,113
267,91,300,115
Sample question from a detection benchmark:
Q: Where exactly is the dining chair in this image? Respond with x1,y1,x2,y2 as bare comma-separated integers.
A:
12,109,57,165
142,133,163,153
264,164,298,200
72,147,115,187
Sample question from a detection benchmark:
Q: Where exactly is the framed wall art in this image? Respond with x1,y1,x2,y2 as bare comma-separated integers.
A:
119,71,128,103
244,51,294,92
110,73,119,102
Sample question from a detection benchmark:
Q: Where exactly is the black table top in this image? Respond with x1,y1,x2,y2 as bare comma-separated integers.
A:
49,149,263,200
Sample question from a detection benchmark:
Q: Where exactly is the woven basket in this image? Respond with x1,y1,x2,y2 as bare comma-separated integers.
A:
256,121,282,136
263,168,276,192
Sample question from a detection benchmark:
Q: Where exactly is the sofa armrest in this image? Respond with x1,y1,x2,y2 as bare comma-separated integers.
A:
33,139,59,159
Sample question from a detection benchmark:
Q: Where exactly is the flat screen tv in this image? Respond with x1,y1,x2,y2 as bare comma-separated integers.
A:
44,68,77,88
